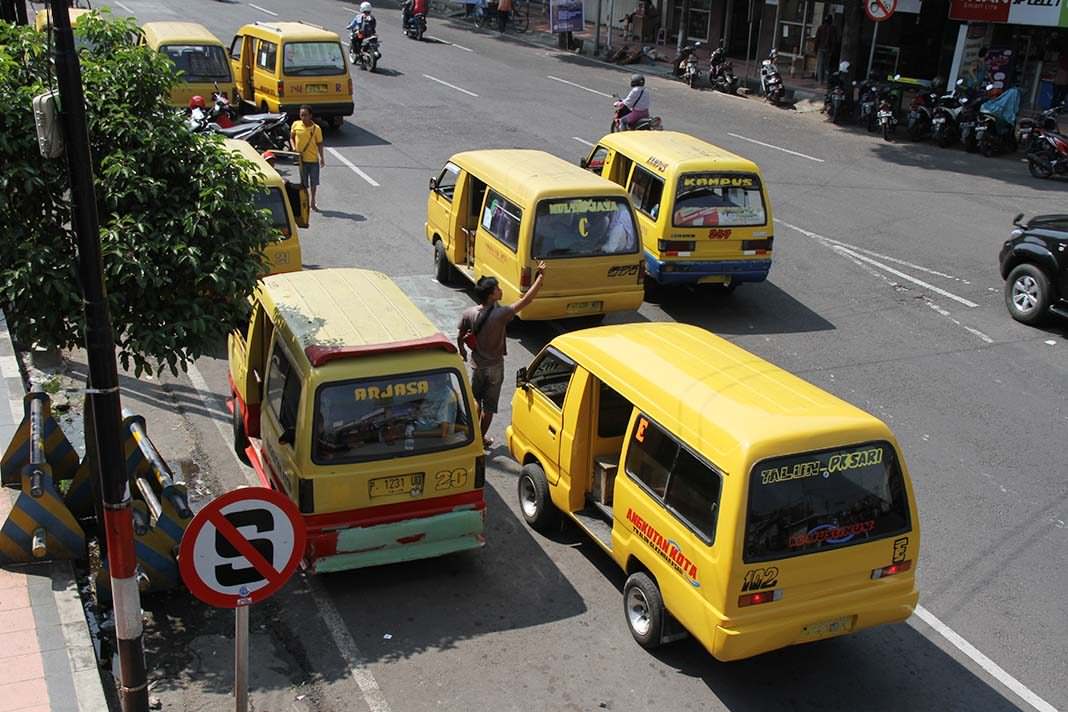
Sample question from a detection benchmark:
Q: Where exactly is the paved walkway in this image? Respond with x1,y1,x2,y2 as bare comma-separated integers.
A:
0,312,109,712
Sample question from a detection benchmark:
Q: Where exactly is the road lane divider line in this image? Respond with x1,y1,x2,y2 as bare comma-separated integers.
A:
547,75,612,97
776,219,979,308
572,137,594,147
249,3,278,16
423,74,478,97
425,36,474,52
114,0,135,13
912,605,1057,712
185,362,393,712
727,132,825,163
326,147,380,187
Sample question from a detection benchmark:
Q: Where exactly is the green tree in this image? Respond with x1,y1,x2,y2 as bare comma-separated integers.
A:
0,11,279,375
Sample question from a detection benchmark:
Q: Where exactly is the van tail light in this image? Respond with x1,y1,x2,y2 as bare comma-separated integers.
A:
738,589,782,608
520,267,532,289
277,80,285,98
279,226,291,237
347,76,353,95
657,239,695,256
474,455,485,488
742,237,774,255
871,560,912,580
637,259,646,284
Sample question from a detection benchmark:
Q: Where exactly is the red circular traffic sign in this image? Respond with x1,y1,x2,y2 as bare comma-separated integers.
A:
178,487,305,608
865,0,896,21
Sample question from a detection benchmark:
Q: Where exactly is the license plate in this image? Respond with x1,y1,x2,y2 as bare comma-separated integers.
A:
878,111,892,119
306,84,329,94
369,473,424,498
800,615,855,640
932,117,946,124
566,300,603,313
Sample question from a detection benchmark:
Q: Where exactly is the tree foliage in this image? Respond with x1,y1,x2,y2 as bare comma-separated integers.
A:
0,12,279,374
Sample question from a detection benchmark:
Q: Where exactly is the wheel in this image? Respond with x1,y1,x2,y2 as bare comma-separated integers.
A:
980,139,994,157
623,572,664,649
416,24,424,41
1028,151,1054,179
369,55,377,72
232,398,251,465
331,116,344,130
964,134,977,153
642,275,663,303
867,113,876,133
937,131,954,148
882,123,893,142
907,122,923,141
517,463,558,533
1004,264,1051,325
433,240,453,284
349,45,358,65
687,72,695,89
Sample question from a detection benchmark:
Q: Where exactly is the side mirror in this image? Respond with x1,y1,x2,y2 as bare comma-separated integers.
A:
579,156,588,169
1012,212,1024,227
279,425,296,446
429,176,438,191
516,367,528,389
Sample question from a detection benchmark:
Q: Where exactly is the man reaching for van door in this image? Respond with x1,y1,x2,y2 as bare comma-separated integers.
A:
457,261,548,448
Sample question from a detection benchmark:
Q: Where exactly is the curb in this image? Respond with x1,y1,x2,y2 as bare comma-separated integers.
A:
0,309,111,712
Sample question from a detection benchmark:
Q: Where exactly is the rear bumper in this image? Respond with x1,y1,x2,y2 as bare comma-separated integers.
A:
307,503,486,574
645,253,771,286
279,101,354,119
513,288,644,321
709,586,918,661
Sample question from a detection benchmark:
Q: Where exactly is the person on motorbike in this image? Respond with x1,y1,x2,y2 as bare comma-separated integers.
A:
616,74,651,129
347,2,377,55
402,0,428,34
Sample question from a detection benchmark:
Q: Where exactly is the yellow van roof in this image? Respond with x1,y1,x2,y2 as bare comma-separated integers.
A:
141,21,224,46
449,149,630,204
258,269,454,367
222,139,282,187
597,131,760,174
241,21,340,42
552,323,884,462
35,8,91,30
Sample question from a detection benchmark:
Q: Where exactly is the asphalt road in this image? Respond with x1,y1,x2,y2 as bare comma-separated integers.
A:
95,0,1067,709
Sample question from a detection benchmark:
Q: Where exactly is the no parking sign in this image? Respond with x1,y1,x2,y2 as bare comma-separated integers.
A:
864,0,897,22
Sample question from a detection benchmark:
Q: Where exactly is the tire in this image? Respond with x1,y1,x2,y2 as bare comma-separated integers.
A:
964,134,977,153
623,572,664,649
1028,151,1054,179
980,139,994,157
882,123,893,142
349,45,358,65
369,55,378,72
517,463,558,533
1004,264,1051,325
937,130,954,148
907,122,923,141
232,398,251,465
433,240,452,284
642,275,663,303
416,25,424,41
687,72,695,89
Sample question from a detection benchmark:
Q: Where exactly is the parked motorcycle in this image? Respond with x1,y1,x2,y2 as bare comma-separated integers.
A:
188,101,289,152
958,93,981,152
760,49,785,105
855,78,879,132
906,89,937,141
402,0,427,40
349,31,381,71
876,84,898,141
682,41,702,89
708,44,739,95
824,69,851,124
976,86,1020,157
673,41,701,81
930,80,967,148
1020,106,1068,179
610,95,663,132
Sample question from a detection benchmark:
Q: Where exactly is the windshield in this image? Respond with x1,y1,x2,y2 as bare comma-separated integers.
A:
313,369,474,464
160,44,232,82
283,42,346,76
744,442,912,563
673,173,767,228
532,197,639,259
253,188,291,235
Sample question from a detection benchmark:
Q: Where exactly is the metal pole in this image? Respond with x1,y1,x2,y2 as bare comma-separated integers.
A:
235,605,250,712
606,0,614,51
865,20,878,80
14,0,26,25
47,2,149,710
594,0,603,55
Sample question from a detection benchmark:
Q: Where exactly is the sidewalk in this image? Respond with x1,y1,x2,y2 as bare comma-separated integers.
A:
0,311,110,712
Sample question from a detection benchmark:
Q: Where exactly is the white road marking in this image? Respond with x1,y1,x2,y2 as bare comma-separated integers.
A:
185,362,393,712
425,36,474,52
727,132,825,163
113,0,135,14
912,605,1058,712
800,231,968,282
326,147,380,187
776,219,979,308
249,3,278,16
423,74,478,97
572,137,594,147
547,75,612,98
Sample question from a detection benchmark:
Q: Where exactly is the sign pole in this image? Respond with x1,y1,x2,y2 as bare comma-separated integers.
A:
235,604,249,712
866,20,879,79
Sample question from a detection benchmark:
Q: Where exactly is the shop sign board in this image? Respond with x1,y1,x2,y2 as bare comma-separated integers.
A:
550,0,584,33
949,0,1068,27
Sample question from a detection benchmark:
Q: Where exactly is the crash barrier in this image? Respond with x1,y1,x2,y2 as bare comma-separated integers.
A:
1,392,192,595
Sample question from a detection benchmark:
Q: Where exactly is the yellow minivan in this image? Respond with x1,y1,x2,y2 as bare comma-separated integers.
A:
228,268,486,573
426,149,645,321
507,323,919,661
141,22,235,108
224,139,306,275
581,131,774,293
34,8,92,50
229,21,353,127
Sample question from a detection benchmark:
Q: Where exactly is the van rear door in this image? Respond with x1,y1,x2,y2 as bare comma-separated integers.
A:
670,172,772,266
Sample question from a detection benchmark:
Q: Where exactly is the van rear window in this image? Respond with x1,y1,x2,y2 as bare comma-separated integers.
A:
673,172,766,228
161,44,232,82
283,42,345,76
532,197,639,258
253,188,291,235
743,442,911,563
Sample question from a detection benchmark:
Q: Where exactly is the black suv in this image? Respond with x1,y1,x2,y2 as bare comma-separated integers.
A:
999,213,1068,325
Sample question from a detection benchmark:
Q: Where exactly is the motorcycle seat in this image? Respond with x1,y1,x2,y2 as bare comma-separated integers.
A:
239,112,287,123
215,124,258,137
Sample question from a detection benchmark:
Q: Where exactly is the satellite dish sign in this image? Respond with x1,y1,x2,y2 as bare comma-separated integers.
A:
179,487,305,608
865,0,896,21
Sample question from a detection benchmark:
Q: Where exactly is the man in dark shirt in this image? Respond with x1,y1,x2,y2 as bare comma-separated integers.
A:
814,15,837,85
457,261,547,447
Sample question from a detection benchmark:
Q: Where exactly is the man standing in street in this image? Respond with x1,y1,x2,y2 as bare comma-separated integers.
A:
457,262,547,447
290,105,325,211
496,0,513,32
814,15,837,85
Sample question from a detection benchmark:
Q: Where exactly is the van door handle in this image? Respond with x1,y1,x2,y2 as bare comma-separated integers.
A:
548,425,557,436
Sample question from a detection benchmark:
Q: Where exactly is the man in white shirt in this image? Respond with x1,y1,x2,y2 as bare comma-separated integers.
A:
616,73,651,129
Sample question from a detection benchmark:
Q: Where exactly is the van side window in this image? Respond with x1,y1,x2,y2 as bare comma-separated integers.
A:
481,190,522,252
597,382,632,438
628,167,663,220
609,155,632,186
469,178,487,221
265,339,301,436
435,163,460,201
230,35,243,60
586,146,609,175
526,349,575,409
256,40,278,71
625,415,721,542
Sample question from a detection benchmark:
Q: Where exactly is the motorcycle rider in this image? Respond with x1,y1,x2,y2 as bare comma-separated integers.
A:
347,2,377,55
402,0,428,35
616,73,651,129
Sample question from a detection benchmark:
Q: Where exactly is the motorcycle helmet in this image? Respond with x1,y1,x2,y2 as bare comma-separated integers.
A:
630,73,645,87
261,150,276,163
360,1,372,11
188,95,206,110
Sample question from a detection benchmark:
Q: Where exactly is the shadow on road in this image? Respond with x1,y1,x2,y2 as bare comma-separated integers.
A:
657,280,835,336
330,123,393,148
